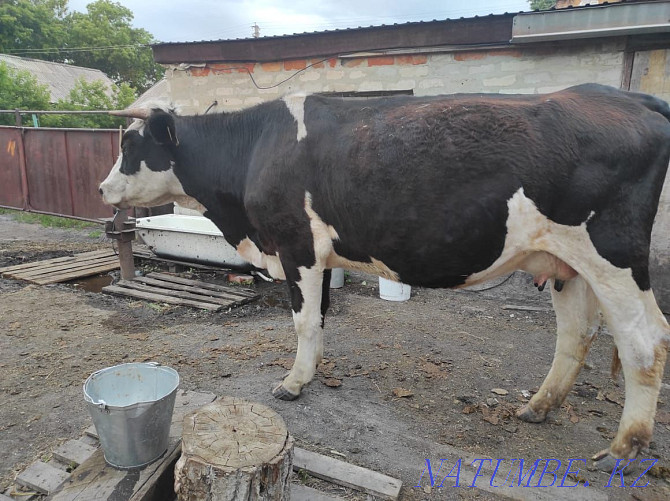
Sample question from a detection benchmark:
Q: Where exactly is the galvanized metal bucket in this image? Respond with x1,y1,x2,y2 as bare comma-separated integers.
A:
83,362,180,469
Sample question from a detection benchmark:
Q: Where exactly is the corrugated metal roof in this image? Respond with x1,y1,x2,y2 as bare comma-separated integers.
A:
0,54,115,103
152,14,516,64
151,0,666,65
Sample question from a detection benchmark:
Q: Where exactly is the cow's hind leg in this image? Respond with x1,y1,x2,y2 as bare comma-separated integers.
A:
517,275,600,422
272,264,330,400
588,287,668,470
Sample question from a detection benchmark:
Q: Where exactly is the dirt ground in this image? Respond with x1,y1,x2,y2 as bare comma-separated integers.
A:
1,213,670,501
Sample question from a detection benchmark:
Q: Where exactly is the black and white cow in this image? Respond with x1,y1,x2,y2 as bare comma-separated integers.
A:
100,84,670,469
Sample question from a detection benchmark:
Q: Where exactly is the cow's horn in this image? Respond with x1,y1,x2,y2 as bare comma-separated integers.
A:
108,108,151,120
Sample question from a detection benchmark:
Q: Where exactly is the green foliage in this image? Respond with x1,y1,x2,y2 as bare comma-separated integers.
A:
1,0,164,95
65,1,164,92
529,0,556,10
0,62,51,125
41,78,137,128
0,1,68,56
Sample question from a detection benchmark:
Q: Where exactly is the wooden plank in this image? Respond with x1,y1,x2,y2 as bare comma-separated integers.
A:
0,250,113,274
30,261,120,285
50,391,216,501
129,444,182,501
117,280,240,307
293,447,401,500
85,425,98,440
52,440,97,467
291,484,344,501
133,248,229,272
16,461,70,495
102,285,222,311
9,256,118,279
133,276,257,304
147,272,257,298
16,259,118,282
501,304,551,313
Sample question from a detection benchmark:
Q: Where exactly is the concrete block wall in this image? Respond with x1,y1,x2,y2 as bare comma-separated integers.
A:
164,40,625,114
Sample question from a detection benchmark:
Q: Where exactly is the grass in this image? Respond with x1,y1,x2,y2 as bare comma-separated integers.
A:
0,208,100,231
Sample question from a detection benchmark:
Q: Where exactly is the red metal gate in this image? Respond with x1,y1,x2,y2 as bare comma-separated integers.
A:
0,125,120,220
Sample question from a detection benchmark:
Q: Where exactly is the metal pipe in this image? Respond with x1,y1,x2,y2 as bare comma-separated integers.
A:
0,206,104,224
0,109,121,115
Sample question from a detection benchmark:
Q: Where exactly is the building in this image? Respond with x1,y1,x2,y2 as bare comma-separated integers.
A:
0,54,114,104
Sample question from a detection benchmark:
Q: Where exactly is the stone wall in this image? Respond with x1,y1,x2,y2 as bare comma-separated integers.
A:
164,40,625,113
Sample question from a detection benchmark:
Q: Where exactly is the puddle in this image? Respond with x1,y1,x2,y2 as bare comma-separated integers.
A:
70,274,113,293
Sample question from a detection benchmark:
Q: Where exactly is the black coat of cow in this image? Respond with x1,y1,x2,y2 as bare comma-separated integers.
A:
100,83,670,469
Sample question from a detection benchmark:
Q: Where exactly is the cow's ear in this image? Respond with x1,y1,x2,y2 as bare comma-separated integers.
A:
147,110,178,146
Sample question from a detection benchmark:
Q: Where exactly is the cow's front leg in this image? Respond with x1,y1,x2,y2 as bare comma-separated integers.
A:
518,275,600,422
272,265,330,400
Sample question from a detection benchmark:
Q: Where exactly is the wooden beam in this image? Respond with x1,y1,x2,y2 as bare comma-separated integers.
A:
293,447,401,500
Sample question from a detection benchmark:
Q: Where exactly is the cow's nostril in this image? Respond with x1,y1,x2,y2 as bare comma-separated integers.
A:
99,187,104,195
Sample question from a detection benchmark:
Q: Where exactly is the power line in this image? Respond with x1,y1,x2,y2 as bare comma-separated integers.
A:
6,44,151,56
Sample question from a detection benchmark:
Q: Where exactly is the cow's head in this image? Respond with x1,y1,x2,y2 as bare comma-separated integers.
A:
99,107,183,209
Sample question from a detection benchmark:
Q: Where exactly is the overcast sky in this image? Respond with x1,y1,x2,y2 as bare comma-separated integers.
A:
66,1,531,43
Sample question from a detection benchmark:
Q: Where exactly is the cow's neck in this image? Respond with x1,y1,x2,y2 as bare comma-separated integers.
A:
172,108,267,246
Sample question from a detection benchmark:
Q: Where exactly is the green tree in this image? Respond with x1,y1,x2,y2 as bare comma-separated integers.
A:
0,62,51,125
1,1,164,94
0,1,68,57
529,0,556,9
41,78,137,128
65,0,163,92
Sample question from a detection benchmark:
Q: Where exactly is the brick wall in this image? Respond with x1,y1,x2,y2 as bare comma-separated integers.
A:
165,40,625,113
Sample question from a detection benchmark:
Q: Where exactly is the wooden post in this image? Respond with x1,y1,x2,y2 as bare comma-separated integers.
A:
114,210,135,280
174,397,293,501
103,210,136,280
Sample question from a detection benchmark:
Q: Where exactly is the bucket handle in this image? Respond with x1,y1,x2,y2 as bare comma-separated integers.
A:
96,399,110,413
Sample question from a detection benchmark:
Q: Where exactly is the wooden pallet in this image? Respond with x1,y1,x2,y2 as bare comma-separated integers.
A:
102,272,259,311
0,250,119,285
5,391,402,501
2,391,215,501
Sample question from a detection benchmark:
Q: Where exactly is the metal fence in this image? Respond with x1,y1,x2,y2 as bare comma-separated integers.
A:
0,125,120,220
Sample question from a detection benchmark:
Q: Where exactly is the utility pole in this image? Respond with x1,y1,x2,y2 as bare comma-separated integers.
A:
252,23,260,38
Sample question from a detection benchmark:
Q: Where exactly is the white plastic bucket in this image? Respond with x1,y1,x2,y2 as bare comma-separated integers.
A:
330,268,345,288
379,277,411,301
83,362,179,469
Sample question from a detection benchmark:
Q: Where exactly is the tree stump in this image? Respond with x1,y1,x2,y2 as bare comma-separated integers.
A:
174,397,293,501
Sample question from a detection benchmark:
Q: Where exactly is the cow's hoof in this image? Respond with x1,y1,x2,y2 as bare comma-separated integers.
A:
272,383,300,401
516,404,546,423
592,449,637,475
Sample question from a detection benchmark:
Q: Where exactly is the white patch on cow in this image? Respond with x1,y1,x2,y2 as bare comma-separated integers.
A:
280,264,325,395
473,188,669,454
99,119,189,209
283,94,308,142
303,191,401,280
100,156,187,209
174,196,206,214
236,238,285,280
470,188,668,368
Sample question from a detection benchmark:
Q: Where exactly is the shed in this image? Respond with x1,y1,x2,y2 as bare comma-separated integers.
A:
147,0,670,310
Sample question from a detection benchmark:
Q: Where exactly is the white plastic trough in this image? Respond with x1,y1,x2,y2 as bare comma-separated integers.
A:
135,214,249,268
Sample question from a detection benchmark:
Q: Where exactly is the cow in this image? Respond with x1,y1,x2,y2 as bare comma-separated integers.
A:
100,84,670,470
